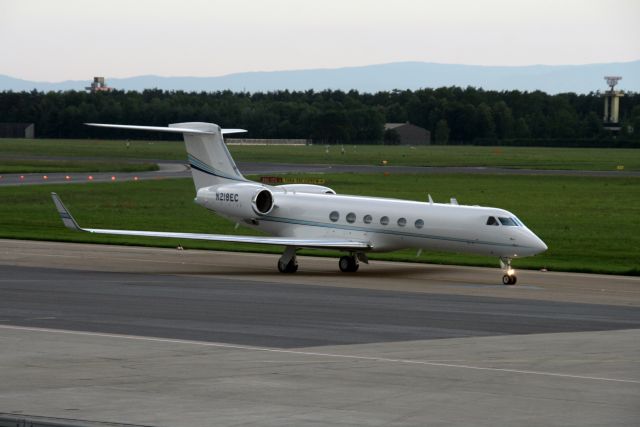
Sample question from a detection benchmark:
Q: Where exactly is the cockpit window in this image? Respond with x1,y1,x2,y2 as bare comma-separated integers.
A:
499,217,518,226
486,216,499,226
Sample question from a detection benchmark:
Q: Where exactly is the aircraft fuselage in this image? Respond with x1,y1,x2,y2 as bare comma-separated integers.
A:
195,184,547,259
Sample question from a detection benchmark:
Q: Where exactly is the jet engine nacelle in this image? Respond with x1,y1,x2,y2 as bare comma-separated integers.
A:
196,183,275,218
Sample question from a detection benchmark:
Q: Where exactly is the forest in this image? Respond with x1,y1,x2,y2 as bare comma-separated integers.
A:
1,88,639,145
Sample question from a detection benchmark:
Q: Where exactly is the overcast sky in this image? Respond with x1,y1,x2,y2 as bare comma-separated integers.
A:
1,0,638,81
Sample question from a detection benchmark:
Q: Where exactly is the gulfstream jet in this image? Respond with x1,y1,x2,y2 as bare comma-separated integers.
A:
51,122,547,285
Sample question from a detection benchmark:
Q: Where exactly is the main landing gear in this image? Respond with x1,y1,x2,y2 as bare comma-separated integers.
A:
277,257,298,273
500,257,517,285
339,252,368,273
277,246,298,273
276,247,367,274
338,255,359,272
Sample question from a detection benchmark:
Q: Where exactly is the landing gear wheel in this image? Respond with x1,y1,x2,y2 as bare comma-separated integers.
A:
277,258,298,273
499,257,517,286
502,274,517,285
339,255,359,273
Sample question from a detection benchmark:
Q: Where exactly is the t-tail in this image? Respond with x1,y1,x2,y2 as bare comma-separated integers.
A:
86,122,247,189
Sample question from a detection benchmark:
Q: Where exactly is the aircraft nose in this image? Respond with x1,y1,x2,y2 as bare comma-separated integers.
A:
532,234,548,254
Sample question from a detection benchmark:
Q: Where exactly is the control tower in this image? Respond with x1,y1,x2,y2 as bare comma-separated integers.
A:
603,76,623,130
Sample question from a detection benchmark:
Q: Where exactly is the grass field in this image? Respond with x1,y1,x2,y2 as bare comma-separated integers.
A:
1,173,638,275
1,138,639,171
0,159,158,174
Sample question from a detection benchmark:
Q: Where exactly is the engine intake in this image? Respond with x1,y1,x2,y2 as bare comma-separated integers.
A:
252,189,274,215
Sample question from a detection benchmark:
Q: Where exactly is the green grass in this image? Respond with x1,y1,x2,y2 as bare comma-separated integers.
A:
1,173,638,275
1,138,639,170
0,159,158,174
231,145,640,171
0,138,181,160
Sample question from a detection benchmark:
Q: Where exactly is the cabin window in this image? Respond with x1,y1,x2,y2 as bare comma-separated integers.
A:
363,214,372,224
397,217,407,227
499,217,517,226
329,211,339,222
380,216,389,225
486,216,499,226
415,219,424,229
346,212,356,223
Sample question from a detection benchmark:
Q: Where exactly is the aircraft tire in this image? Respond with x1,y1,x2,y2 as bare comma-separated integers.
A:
339,256,358,273
278,259,298,273
502,274,517,285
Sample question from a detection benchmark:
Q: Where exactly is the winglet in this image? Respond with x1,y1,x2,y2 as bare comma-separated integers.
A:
51,193,82,231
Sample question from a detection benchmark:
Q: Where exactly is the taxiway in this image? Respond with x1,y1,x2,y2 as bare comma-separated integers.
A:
1,161,637,186
0,239,639,426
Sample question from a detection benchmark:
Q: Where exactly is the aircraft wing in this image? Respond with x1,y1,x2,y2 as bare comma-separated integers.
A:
51,193,371,251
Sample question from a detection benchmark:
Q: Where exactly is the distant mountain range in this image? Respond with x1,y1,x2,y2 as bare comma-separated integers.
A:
1,61,639,94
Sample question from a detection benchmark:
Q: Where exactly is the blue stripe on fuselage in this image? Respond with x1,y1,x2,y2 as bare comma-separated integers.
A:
259,215,533,249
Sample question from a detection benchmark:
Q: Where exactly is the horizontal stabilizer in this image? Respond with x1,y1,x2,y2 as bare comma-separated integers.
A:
85,123,247,135
220,129,248,135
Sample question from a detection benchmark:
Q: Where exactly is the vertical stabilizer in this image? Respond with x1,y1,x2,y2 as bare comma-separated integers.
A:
85,121,247,190
169,122,246,190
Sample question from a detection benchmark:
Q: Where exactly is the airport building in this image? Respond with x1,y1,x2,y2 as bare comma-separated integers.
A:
0,122,35,138
384,122,431,145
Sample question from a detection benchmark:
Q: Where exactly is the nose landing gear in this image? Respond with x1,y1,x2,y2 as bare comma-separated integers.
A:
502,274,517,285
500,257,517,285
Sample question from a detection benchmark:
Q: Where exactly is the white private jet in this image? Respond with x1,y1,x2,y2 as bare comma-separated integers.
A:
51,122,547,285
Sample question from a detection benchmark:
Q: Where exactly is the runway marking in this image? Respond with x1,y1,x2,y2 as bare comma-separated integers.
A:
1,324,638,385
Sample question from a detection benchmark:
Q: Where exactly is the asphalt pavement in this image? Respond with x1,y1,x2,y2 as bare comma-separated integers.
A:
0,240,638,427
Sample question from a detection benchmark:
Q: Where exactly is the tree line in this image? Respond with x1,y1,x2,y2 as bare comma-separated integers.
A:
1,88,639,144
